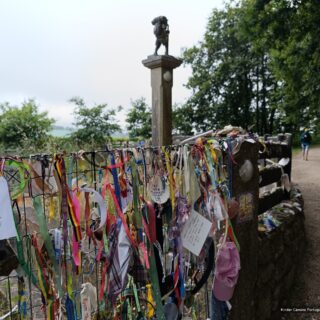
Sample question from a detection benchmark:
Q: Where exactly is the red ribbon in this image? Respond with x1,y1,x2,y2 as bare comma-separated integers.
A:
102,169,138,248
146,200,157,244
99,262,108,301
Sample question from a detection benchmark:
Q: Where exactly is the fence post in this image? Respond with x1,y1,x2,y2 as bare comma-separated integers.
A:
229,141,259,320
285,133,293,180
142,55,182,146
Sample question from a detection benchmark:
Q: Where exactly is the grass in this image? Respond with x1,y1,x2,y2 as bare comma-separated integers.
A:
293,147,301,156
292,144,319,157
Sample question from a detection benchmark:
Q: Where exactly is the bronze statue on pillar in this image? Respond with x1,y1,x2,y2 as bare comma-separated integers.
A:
152,16,169,55
143,16,182,146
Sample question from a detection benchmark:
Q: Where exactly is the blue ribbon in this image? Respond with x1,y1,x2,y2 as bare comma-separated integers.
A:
211,295,229,320
179,270,186,299
65,296,76,320
110,152,122,211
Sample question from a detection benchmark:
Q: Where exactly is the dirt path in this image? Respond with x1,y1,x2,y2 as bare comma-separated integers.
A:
282,146,320,319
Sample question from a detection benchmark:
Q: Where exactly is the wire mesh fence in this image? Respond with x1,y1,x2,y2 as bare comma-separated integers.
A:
0,148,216,319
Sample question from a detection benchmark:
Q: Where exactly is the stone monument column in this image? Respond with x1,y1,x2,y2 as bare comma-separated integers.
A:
142,16,182,146
142,55,182,146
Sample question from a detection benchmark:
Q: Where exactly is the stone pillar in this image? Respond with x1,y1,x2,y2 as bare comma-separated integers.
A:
230,141,259,320
142,55,182,146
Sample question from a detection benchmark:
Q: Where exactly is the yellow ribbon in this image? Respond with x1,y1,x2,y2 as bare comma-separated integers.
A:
208,143,218,163
163,147,175,217
49,197,55,221
146,283,155,318
67,275,73,299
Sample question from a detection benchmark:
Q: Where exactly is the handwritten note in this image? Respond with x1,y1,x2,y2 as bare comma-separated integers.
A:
148,176,169,204
81,296,91,320
238,192,253,222
181,210,212,256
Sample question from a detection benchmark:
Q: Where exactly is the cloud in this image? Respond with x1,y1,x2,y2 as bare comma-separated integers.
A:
0,0,223,127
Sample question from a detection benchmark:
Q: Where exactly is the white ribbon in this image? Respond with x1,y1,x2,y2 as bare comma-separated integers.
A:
0,305,18,320
0,177,18,240
80,282,97,320
80,187,107,231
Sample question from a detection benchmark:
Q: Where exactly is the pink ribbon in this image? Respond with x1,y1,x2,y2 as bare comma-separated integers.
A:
72,190,81,268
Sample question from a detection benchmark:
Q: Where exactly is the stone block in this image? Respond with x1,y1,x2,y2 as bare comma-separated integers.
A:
283,268,296,294
283,228,293,247
271,310,281,320
292,236,305,257
258,238,273,265
270,232,284,261
257,263,275,288
293,220,302,235
274,253,292,281
272,285,281,311
256,286,272,320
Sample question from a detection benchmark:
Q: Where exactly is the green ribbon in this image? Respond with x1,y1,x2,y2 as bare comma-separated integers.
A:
132,279,147,320
148,246,165,320
15,227,37,286
132,280,141,313
6,160,30,199
33,197,62,296
10,202,37,285
128,299,132,320
205,146,218,190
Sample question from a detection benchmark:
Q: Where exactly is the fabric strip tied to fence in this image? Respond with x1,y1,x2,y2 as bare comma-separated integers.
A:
0,135,257,319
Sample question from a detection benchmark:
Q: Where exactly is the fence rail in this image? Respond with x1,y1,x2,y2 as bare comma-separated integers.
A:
258,133,292,216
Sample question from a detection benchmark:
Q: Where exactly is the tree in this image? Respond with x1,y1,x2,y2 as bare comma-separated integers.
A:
239,0,285,134
260,0,320,133
183,0,320,137
0,99,54,151
172,104,194,136
126,98,152,139
125,98,195,139
70,97,121,147
183,5,256,132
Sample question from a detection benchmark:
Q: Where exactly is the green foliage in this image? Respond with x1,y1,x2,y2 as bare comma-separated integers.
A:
112,136,138,143
183,5,254,132
42,135,75,153
172,104,194,136
126,98,152,139
70,97,121,148
261,0,320,133
182,0,320,136
0,99,54,152
125,99,194,138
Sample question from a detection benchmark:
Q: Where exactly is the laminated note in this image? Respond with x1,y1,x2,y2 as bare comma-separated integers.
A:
149,175,169,204
0,176,17,240
181,210,212,256
81,294,91,320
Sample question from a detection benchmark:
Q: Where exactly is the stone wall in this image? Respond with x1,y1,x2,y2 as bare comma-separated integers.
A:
254,187,305,320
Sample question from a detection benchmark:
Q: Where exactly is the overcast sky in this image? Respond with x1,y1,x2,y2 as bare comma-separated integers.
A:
0,0,224,128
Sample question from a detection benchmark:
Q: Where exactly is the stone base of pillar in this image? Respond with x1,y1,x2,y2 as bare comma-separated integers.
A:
142,55,182,146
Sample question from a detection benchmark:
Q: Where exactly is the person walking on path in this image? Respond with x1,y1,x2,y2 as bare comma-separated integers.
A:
300,128,312,160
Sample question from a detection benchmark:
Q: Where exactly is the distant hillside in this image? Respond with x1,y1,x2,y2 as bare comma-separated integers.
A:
112,131,129,139
50,126,74,137
50,126,128,138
